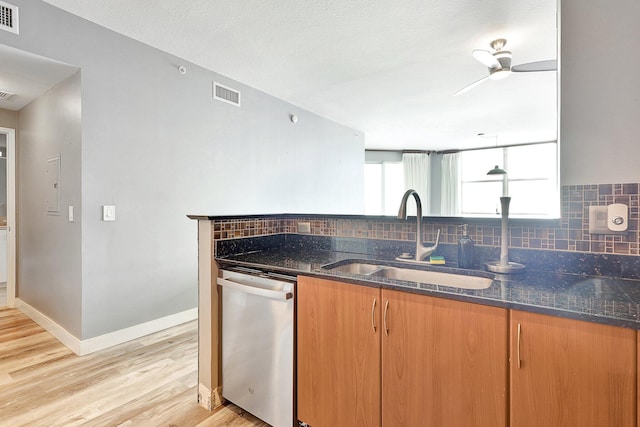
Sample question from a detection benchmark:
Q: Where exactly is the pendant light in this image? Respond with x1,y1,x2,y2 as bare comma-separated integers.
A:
479,133,507,175
487,165,507,175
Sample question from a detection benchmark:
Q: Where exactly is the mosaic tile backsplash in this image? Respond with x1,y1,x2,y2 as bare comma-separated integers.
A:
212,183,640,257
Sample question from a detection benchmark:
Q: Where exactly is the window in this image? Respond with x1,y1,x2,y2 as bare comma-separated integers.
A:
365,144,558,218
364,161,403,215
460,142,558,217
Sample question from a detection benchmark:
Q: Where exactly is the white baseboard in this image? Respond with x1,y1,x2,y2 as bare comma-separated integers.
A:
15,298,197,356
79,307,198,355
15,298,82,354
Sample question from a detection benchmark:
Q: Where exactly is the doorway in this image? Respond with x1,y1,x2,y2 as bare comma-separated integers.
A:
0,127,16,308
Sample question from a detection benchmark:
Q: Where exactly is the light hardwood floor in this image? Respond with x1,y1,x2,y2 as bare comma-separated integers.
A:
0,308,270,427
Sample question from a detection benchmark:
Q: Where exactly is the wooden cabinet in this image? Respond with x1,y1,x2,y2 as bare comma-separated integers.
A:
298,278,638,427
297,277,508,427
382,289,507,427
297,276,381,427
510,310,636,427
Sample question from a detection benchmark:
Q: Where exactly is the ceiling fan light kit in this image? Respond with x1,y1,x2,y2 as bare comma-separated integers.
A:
455,38,556,95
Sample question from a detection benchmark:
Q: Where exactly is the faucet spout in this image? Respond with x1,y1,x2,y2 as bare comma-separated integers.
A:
396,189,440,262
397,189,422,220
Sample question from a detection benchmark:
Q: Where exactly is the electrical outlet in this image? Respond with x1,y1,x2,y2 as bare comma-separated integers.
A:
298,222,311,233
589,204,628,234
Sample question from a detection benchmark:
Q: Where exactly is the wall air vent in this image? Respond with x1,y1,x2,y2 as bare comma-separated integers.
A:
0,90,15,101
213,82,241,107
0,1,18,34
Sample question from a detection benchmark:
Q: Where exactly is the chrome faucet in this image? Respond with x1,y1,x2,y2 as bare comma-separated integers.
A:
396,189,441,262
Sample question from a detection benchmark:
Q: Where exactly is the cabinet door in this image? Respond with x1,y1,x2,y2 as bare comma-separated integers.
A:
297,277,381,427
510,310,636,427
382,289,508,427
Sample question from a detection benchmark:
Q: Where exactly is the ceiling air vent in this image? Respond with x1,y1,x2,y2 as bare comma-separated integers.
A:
213,82,241,107
0,1,18,34
0,90,15,101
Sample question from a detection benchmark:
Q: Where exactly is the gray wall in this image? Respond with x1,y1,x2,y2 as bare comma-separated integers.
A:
560,0,640,185
18,72,83,337
0,109,17,129
1,0,364,339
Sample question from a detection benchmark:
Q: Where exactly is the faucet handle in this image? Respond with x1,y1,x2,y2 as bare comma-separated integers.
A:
434,229,441,245
420,229,441,260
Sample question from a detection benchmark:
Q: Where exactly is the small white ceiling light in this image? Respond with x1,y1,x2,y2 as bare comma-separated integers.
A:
290,114,298,124
178,65,186,75
489,68,511,81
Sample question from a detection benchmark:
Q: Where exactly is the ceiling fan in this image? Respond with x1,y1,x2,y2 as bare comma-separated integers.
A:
454,38,556,96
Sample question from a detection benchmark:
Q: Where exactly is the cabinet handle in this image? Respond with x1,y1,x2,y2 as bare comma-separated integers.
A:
371,298,377,333
383,300,389,336
517,323,522,369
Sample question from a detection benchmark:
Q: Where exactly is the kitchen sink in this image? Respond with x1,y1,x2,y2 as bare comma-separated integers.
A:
322,261,494,290
325,262,383,275
369,267,493,290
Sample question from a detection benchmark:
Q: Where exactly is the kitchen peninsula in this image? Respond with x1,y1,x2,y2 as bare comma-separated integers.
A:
190,213,640,427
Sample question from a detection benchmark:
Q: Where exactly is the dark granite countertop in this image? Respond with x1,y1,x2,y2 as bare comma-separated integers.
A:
217,246,640,330
188,212,559,227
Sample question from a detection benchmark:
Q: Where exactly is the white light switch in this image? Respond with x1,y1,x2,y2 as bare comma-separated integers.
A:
588,206,608,234
68,205,74,222
103,205,116,221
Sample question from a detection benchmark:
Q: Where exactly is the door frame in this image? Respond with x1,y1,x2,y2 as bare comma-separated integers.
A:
0,126,16,307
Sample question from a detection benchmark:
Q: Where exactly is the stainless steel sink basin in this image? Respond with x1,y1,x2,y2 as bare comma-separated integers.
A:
322,261,494,290
369,267,493,290
325,262,383,275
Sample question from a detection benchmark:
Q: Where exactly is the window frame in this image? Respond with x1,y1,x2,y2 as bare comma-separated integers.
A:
459,142,559,218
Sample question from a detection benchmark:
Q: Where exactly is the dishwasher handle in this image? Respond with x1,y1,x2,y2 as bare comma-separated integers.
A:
217,277,293,301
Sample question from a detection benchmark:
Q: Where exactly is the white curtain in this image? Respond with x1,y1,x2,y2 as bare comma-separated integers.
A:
440,153,461,216
402,152,430,216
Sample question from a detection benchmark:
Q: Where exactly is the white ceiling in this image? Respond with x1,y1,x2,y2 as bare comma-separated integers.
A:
0,43,79,111
19,0,557,150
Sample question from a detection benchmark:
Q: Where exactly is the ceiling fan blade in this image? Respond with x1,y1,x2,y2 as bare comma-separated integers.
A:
512,59,557,72
454,75,491,96
472,49,501,69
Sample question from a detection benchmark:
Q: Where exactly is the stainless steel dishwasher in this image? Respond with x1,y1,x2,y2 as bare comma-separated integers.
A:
217,268,295,427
